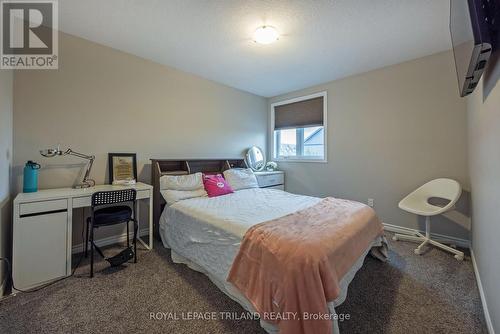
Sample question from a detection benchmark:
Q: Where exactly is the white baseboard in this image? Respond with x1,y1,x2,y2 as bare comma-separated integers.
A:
471,249,496,334
72,228,149,254
382,223,471,248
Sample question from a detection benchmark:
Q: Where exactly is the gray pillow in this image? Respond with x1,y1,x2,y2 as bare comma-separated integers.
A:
223,168,259,191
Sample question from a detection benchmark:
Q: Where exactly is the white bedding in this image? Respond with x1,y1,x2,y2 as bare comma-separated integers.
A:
159,188,383,333
160,188,320,280
164,187,320,237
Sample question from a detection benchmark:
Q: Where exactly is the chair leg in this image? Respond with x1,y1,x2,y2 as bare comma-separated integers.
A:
127,221,130,248
393,233,424,243
413,217,431,255
133,220,138,263
414,239,429,255
393,216,465,260
85,219,89,258
428,239,465,260
90,226,94,278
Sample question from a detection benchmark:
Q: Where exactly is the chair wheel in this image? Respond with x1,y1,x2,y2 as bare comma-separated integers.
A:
414,248,422,255
454,254,464,261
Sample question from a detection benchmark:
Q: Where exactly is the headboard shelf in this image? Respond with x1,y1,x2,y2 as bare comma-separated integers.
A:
150,158,247,239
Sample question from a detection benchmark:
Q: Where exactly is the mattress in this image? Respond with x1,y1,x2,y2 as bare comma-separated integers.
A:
159,188,383,333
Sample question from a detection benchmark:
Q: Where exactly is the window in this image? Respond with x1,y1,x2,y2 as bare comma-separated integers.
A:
271,92,327,162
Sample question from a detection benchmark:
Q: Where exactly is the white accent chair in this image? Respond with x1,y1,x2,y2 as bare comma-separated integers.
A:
393,178,465,261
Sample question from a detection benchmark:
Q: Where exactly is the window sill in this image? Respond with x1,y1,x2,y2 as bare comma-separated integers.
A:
274,158,328,163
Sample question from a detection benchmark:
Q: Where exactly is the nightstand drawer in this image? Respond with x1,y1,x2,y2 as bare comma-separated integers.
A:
256,173,284,187
266,184,285,190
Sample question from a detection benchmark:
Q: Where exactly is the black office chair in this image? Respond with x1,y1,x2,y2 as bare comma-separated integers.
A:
85,189,138,277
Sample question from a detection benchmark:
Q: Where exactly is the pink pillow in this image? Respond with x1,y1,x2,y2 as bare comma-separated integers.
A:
202,174,234,197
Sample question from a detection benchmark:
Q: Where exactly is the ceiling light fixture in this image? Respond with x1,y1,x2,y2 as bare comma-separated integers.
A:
253,26,279,44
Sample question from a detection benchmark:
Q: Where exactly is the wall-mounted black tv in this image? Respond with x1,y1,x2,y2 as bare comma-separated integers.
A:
450,0,493,97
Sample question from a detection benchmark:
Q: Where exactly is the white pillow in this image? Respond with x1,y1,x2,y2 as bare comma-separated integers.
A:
160,189,208,205
160,172,204,191
223,168,259,191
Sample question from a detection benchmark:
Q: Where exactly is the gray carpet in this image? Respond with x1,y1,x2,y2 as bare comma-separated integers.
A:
0,232,487,334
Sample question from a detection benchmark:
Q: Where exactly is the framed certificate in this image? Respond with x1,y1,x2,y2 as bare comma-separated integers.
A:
108,153,137,184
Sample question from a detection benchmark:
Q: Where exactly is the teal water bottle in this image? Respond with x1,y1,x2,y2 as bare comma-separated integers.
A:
23,161,41,193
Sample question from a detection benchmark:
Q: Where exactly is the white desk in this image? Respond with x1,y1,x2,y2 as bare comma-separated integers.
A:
12,182,153,290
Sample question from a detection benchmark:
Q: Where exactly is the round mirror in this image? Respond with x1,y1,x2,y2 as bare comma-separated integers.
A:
245,146,266,171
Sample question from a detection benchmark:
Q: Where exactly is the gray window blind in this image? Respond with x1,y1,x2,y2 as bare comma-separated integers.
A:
274,96,324,130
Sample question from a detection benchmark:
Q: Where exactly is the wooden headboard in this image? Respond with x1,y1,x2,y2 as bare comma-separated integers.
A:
150,158,247,239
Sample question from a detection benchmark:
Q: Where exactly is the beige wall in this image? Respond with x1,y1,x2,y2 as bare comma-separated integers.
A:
467,78,500,333
0,69,13,295
13,33,267,244
269,51,470,240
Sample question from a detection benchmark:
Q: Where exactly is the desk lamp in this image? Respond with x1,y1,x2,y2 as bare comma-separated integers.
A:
40,145,96,188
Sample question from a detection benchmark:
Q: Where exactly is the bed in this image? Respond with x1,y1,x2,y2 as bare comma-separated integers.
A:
150,159,387,334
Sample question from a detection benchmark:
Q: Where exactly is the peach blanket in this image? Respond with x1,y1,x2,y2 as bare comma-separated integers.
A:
227,197,385,334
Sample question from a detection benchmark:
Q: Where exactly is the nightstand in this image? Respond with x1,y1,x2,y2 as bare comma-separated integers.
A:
254,171,285,190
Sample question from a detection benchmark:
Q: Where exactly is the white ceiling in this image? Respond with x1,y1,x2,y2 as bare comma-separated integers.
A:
59,0,452,97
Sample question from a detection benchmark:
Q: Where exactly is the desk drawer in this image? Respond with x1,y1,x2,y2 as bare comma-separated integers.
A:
73,196,90,208
137,189,150,200
19,199,67,217
73,190,150,208
256,173,284,188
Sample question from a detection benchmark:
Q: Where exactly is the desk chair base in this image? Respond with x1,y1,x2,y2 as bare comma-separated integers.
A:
392,217,464,261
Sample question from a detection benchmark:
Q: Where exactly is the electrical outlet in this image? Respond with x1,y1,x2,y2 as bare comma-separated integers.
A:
367,198,374,207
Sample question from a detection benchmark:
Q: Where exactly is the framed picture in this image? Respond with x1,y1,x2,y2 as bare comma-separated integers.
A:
108,153,137,184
